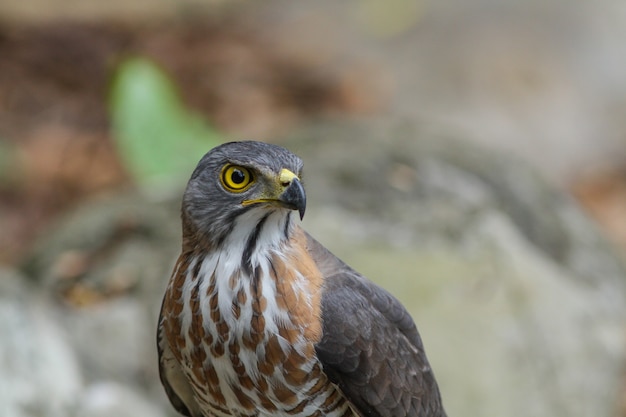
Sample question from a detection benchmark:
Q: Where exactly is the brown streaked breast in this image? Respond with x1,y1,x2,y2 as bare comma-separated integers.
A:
270,226,324,345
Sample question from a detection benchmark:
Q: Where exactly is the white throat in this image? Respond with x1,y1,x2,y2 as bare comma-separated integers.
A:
224,208,293,271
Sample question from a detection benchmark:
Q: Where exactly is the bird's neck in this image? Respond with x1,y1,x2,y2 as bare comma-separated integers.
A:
181,208,294,257
178,209,323,342
223,209,295,276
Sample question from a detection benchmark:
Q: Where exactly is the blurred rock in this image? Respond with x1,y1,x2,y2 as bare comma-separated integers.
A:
21,191,182,414
24,192,180,292
75,382,167,417
0,268,82,417
62,297,155,384
287,118,626,417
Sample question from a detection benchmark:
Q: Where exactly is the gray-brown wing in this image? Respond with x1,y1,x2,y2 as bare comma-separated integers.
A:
305,233,446,417
157,302,201,417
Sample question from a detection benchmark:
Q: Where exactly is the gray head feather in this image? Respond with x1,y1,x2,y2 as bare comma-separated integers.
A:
181,141,304,248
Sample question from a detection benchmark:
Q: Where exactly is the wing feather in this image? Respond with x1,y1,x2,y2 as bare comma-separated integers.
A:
157,302,201,417
305,233,446,417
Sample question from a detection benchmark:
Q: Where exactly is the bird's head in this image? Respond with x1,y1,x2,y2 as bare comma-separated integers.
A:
181,141,306,249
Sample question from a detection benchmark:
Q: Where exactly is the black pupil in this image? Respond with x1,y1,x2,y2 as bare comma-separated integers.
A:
231,169,246,184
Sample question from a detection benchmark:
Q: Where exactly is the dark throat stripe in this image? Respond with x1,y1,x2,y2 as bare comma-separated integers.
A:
283,212,292,240
242,212,270,276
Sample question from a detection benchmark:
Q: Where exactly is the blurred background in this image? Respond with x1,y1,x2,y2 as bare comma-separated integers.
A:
1,0,626,416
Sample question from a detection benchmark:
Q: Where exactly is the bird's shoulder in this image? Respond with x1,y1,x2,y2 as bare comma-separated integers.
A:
303,232,445,417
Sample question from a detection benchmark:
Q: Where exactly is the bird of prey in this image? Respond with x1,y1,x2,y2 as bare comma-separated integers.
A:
157,141,446,417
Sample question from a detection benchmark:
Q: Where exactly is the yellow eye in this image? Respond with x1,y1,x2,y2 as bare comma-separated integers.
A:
221,165,254,192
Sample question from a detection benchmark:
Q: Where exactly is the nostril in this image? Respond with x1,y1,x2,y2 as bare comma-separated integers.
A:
279,168,299,188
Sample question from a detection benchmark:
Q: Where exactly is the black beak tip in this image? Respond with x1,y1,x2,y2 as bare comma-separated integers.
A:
281,178,307,221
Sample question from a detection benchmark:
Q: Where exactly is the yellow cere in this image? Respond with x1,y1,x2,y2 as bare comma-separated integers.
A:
240,168,299,207
279,168,299,186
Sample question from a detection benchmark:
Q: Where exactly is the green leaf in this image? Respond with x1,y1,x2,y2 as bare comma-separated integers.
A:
109,57,222,187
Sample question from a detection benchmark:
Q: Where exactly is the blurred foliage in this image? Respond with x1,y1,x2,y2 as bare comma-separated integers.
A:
109,58,223,188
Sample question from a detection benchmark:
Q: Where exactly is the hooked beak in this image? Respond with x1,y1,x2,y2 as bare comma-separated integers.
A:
242,168,307,220
279,175,306,220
